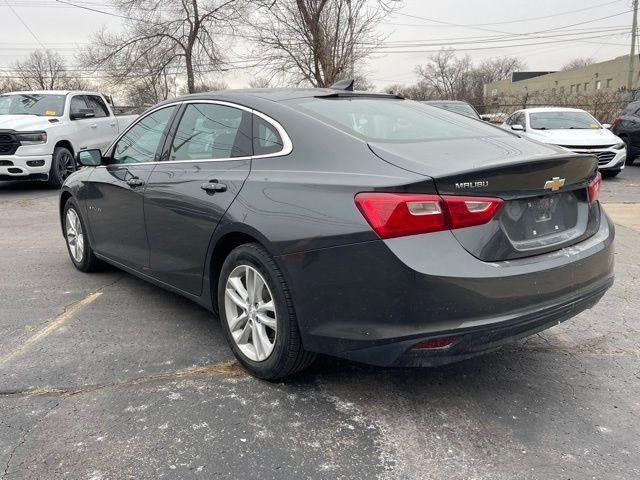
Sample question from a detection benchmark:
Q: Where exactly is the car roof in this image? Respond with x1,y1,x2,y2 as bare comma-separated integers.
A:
154,88,401,109
1,90,104,96
519,107,589,114
423,100,471,105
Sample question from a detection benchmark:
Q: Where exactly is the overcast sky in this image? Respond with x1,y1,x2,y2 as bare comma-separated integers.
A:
0,0,635,90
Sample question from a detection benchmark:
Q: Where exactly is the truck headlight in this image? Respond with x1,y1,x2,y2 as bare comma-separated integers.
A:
16,131,47,145
613,142,625,150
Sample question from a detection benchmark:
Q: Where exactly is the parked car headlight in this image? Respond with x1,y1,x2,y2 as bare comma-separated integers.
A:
613,142,625,150
16,131,47,145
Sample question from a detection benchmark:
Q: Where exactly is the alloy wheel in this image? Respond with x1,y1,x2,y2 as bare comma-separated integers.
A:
224,265,277,362
58,151,75,181
65,208,85,263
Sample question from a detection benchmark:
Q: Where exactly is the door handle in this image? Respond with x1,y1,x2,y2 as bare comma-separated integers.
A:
201,181,227,193
110,122,116,127
126,177,145,187
90,123,98,128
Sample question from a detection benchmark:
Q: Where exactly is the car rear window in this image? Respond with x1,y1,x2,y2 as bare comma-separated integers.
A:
293,97,504,142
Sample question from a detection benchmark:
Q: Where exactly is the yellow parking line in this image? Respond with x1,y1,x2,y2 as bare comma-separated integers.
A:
0,291,102,368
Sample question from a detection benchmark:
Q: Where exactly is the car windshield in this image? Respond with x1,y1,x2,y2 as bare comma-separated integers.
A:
294,97,504,142
529,111,601,130
0,93,66,116
431,102,479,119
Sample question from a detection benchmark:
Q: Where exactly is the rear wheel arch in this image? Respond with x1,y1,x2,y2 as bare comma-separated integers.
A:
208,227,283,314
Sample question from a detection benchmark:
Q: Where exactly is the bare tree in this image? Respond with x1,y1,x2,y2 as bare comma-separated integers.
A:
180,79,230,93
248,77,272,88
11,50,88,91
561,57,594,71
81,0,247,94
250,0,401,88
414,49,524,104
415,49,473,100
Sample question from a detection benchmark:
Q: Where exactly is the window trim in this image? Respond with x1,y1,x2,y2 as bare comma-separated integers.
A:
103,99,293,166
104,103,179,166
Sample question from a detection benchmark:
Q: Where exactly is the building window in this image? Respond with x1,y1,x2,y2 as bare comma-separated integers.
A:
596,80,602,90
584,82,589,91
491,88,497,97
570,85,575,93
560,86,565,93
552,88,556,95
576,84,580,92
606,79,613,88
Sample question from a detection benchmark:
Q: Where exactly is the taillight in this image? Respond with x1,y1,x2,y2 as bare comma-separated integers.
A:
587,171,601,203
354,192,503,239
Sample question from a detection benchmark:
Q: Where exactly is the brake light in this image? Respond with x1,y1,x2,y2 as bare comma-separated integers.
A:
587,171,601,203
355,192,503,239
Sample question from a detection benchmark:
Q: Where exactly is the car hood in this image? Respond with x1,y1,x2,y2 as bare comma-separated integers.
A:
524,128,621,146
0,115,57,131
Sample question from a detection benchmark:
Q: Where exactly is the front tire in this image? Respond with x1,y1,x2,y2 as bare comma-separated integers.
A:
63,199,102,272
48,147,76,188
218,243,315,380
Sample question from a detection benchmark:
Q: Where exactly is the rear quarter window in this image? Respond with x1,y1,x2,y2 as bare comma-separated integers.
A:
293,97,507,142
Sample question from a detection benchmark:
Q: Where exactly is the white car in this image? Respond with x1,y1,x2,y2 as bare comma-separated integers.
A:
501,107,626,177
0,90,138,187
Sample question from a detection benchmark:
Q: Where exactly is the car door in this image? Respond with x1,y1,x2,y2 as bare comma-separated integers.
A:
143,101,253,295
84,105,178,270
84,95,117,152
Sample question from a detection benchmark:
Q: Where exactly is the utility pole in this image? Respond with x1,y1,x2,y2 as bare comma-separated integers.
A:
627,0,639,90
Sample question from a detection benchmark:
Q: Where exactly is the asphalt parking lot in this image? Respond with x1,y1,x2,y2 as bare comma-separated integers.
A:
1,167,639,480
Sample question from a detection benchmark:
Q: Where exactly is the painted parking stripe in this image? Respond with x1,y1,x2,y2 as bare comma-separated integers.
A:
0,291,102,368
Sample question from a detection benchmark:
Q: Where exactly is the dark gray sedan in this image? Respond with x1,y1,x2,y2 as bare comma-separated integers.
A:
60,87,614,379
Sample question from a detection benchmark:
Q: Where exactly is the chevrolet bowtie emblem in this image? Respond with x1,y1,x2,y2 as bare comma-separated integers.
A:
544,177,566,191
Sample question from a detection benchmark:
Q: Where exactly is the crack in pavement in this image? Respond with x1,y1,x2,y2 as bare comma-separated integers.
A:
2,399,61,479
0,360,247,399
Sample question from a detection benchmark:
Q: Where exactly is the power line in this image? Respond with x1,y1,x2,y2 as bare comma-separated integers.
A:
387,0,625,28
3,0,46,49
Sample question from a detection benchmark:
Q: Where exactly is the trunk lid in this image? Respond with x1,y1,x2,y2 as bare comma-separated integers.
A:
368,136,600,261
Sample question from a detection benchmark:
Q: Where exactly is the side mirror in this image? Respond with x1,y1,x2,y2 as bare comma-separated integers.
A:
480,115,491,122
511,124,525,131
602,123,612,129
70,108,95,120
77,149,102,167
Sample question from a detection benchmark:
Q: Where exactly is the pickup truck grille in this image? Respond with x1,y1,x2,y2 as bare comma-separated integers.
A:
0,133,19,156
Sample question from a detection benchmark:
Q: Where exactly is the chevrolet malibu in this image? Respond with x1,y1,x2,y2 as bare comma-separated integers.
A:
59,87,614,379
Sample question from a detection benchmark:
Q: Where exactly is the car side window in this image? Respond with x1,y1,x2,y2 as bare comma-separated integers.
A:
514,112,525,128
170,103,252,161
253,116,284,156
70,96,89,117
505,114,515,126
86,95,110,118
112,106,176,164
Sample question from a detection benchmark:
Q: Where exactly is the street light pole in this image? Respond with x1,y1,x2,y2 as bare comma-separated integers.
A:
627,0,639,90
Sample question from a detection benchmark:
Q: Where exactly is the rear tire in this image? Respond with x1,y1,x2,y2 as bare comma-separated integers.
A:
48,147,76,188
622,136,636,166
63,199,102,272
218,243,316,380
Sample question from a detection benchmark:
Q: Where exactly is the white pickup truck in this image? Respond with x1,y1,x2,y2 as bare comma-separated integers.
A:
0,90,138,187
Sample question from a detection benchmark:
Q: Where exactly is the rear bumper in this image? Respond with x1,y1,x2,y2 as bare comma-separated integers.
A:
279,206,614,366
0,154,52,180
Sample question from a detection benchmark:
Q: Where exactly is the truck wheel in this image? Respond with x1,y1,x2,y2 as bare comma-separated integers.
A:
48,147,76,188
